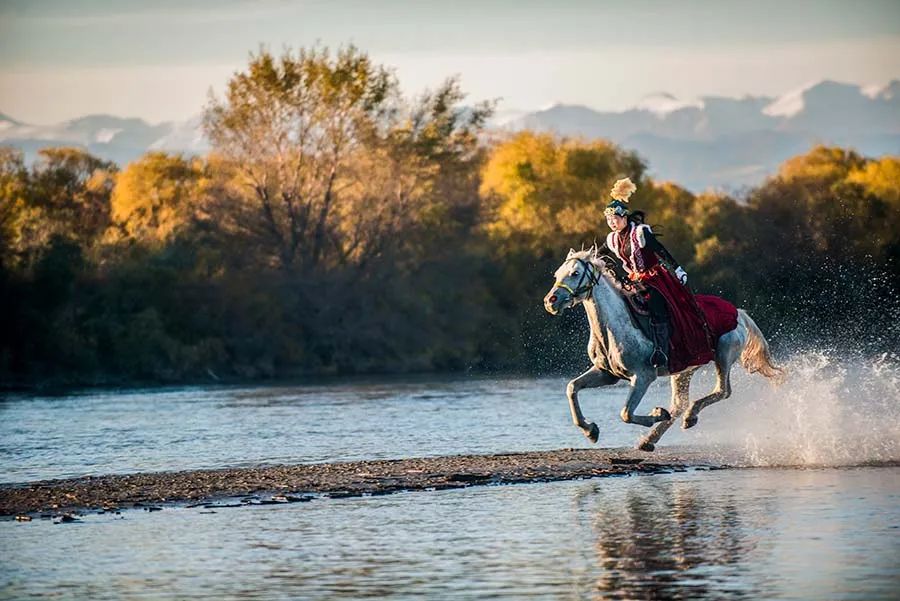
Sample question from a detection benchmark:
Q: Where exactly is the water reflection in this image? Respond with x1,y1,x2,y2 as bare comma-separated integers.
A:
578,477,775,600
1,469,898,599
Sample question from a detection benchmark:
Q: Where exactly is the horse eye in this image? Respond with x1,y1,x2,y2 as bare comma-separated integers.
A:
571,271,579,277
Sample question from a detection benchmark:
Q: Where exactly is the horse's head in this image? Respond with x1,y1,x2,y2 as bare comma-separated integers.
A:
544,247,605,315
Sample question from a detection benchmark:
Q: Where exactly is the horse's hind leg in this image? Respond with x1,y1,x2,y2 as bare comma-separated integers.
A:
683,334,741,429
619,373,669,428
637,369,695,451
567,367,618,443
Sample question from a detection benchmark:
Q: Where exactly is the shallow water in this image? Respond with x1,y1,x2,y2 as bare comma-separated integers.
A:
2,353,899,483
2,467,898,600
2,354,899,598
0,375,629,483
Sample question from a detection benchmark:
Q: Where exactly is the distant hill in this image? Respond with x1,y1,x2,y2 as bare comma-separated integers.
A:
0,113,209,168
500,79,900,191
2,79,898,191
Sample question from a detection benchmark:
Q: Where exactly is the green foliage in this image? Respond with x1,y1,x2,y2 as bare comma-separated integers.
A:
1,146,116,272
30,147,117,244
0,148,29,267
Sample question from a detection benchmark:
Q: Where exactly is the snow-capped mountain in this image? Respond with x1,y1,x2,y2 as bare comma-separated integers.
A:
0,112,22,132
501,79,900,190
0,113,206,167
634,92,704,116
2,79,898,190
147,114,210,154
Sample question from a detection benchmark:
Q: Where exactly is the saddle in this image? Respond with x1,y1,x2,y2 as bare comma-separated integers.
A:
594,256,654,339
616,277,654,341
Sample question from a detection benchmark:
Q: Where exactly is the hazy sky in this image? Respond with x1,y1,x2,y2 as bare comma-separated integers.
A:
1,0,899,124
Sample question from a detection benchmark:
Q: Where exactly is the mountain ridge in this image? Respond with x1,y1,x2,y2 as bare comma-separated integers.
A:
2,79,898,191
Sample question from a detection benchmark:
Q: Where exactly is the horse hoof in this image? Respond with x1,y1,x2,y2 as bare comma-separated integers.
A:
585,423,600,444
637,441,655,452
651,407,671,422
683,415,698,430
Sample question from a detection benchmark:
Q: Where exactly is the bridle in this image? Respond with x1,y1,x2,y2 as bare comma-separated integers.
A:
552,258,601,302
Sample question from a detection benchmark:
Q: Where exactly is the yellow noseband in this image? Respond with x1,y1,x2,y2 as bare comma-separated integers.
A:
554,281,576,296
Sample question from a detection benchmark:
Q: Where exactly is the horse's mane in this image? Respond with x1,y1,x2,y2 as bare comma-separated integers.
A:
566,247,628,293
567,248,604,269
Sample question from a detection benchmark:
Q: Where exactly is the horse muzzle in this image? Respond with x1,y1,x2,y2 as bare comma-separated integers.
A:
544,290,569,315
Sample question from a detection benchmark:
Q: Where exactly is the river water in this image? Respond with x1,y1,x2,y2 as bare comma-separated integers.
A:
2,467,898,599
1,352,899,599
3,353,898,483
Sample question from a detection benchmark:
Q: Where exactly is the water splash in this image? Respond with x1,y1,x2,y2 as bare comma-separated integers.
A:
684,351,900,467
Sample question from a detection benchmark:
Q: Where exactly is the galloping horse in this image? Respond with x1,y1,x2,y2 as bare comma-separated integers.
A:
544,247,782,451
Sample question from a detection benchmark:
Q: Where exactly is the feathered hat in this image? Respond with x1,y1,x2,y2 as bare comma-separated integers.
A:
604,177,637,217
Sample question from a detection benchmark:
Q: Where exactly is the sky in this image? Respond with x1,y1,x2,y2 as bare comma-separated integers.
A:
1,0,899,125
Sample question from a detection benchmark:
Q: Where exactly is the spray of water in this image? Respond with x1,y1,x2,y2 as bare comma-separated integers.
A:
681,351,900,467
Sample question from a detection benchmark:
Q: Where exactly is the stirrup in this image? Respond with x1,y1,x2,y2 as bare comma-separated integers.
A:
650,348,668,368
649,318,670,369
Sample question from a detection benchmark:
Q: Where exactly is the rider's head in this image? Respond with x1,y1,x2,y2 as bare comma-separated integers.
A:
605,210,628,232
604,177,637,233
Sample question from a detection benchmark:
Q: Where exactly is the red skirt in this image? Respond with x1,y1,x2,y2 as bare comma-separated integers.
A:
632,267,737,372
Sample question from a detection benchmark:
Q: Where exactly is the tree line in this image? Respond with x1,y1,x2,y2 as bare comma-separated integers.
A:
1,46,898,388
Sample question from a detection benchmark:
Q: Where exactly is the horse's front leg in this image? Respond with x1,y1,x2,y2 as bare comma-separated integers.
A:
620,373,670,428
567,366,618,443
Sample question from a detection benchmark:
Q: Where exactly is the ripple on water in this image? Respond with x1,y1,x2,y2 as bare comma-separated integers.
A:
2,467,899,600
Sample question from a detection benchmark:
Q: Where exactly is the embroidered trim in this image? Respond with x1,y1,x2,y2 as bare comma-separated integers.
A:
606,231,618,260
608,224,659,274
635,224,652,249
607,224,646,273
630,225,646,272
607,228,633,273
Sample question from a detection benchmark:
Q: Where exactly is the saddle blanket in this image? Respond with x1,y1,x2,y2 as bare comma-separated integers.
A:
695,294,739,343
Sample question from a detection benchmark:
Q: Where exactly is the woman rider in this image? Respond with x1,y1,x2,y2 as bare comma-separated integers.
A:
597,178,713,370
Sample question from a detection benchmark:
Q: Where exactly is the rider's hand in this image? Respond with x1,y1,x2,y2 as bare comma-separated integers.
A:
675,266,688,285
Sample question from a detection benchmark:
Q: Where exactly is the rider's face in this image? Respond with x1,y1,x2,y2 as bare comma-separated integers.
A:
606,213,627,232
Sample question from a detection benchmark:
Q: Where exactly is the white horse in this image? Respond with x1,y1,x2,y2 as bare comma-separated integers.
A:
543,247,783,451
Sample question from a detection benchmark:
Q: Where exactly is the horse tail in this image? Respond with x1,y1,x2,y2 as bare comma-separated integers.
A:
737,309,785,383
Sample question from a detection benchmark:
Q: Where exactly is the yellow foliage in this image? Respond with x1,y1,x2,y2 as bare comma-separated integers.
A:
111,152,206,242
777,145,865,184
847,156,900,205
693,236,723,266
480,132,644,249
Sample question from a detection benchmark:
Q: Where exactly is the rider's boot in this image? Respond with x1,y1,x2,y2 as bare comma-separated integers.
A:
649,319,670,368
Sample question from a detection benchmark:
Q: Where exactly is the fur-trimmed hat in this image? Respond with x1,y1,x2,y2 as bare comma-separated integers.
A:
604,177,637,217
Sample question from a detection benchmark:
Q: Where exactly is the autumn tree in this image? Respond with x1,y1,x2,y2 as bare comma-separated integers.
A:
30,147,116,244
0,146,115,271
110,152,207,243
204,45,491,271
845,155,900,267
480,132,645,253
0,147,29,267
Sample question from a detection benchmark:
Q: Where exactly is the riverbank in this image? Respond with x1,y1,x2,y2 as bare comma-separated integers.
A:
0,368,555,397
0,448,720,517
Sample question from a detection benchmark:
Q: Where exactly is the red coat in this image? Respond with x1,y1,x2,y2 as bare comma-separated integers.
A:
606,224,736,372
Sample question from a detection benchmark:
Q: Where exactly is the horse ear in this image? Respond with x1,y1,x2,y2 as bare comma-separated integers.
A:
567,248,576,259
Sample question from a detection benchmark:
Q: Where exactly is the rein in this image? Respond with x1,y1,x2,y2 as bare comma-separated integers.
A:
554,258,601,300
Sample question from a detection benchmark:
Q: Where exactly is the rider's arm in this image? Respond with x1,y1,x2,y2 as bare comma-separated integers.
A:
644,230,687,280
595,241,629,281
643,230,679,267
596,241,619,267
